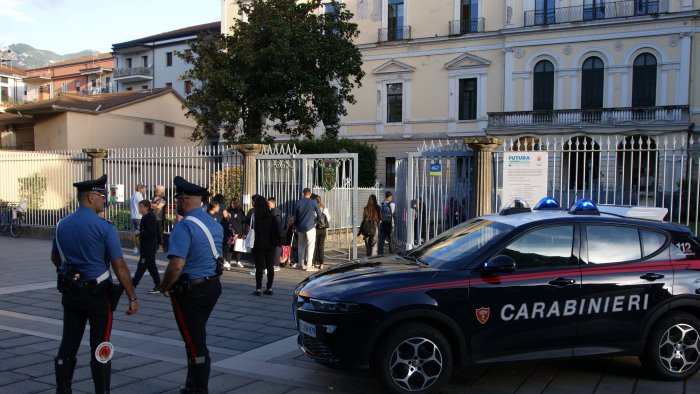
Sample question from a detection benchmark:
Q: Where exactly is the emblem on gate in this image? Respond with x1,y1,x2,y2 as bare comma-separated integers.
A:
475,307,490,324
322,159,338,191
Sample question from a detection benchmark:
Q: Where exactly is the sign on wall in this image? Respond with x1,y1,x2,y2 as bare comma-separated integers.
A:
502,152,548,206
109,184,125,204
429,163,442,176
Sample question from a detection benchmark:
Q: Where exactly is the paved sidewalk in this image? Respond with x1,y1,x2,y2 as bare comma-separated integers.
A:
1,235,699,393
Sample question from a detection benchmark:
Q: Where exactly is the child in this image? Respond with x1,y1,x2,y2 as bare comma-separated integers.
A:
132,200,161,293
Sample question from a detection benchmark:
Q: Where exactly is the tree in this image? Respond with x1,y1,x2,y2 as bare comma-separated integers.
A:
181,0,364,143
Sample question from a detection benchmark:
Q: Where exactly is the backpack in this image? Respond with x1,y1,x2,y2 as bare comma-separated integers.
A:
361,218,376,237
381,202,393,226
316,212,329,230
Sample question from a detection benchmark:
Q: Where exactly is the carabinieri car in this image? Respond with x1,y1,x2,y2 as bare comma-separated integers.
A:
293,198,700,394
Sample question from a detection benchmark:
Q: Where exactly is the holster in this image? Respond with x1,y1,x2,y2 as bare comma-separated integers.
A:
215,257,224,276
109,283,124,312
170,275,191,297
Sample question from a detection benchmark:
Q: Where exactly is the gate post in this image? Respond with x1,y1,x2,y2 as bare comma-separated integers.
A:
236,144,265,211
82,148,109,179
464,137,503,216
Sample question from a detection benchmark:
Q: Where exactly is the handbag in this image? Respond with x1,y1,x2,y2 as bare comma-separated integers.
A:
234,237,246,253
244,215,255,252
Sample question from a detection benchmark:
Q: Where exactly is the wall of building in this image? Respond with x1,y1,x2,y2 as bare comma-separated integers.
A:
33,113,68,150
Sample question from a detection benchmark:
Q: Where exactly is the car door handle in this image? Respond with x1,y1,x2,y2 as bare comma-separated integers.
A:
548,277,576,287
640,272,665,281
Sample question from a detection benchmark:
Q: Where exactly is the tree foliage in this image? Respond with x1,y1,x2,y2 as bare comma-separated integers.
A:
291,138,377,187
181,0,364,143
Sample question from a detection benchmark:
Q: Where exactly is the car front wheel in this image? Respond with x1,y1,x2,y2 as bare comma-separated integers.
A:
375,323,453,394
641,311,700,380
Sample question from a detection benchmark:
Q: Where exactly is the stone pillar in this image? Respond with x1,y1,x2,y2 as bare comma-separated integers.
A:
82,148,108,179
465,137,503,217
236,143,265,211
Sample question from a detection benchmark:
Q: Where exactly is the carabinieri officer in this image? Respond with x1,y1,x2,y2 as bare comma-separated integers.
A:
51,174,138,394
160,176,223,393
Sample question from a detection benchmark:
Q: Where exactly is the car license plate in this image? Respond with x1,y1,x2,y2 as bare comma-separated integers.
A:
299,320,316,338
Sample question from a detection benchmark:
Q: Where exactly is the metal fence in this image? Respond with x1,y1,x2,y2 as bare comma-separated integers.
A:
0,149,91,227
257,144,359,261
494,134,699,235
395,140,475,250
104,145,245,233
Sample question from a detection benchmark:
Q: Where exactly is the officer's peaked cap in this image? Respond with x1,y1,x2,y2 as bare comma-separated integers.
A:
174,176,208,198
73,174,107,194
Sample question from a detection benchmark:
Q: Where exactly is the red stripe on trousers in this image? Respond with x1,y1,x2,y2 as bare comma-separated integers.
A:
171,298,198,360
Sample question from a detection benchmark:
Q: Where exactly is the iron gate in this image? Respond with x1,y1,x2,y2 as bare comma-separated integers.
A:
395,140,475,249
256,145,359,261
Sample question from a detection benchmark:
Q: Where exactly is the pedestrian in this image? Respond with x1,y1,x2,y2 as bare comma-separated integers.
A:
51,174,138,394
129,183,145,254
151,185,167,252
312,194,330,269
132,200,161,294
244,194,262,275
359,194,381,257
226,198,245,269
159,176,222,394
268,197,283,272
378,191,396,255
294,188,323,271
206,201,220,217
252,196,282,295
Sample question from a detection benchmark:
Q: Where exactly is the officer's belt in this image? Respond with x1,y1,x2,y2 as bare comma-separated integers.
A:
84,270,110,286
189,276,220,286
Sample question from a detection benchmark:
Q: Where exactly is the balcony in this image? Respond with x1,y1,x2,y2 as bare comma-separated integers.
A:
524,0,669,27
487,106,689,129
378,26,411,42
113,67,153,82
449,18,485,35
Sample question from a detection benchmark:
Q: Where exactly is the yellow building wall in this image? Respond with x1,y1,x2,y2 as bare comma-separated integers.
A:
34,114,68,151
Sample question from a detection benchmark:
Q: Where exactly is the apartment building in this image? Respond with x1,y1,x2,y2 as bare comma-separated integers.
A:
222,0,699,186
111,22,220,97
23,54,114,102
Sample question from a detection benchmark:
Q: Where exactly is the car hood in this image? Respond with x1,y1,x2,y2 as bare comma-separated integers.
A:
297,255,437,301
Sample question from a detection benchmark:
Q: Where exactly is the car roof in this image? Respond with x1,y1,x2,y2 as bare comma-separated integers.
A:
481,210,680,231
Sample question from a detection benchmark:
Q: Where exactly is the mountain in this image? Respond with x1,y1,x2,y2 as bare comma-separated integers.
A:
3,44,101,69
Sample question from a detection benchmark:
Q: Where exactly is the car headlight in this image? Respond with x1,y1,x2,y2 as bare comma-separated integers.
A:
309,298,360,313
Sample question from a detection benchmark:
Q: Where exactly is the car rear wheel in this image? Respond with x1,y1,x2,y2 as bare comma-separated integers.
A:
375,323,453,394
641,311,700,380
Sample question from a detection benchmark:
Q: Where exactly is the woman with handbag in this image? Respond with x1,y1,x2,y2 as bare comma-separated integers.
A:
359,194,381,257
252,196,282,296
312,194,330,269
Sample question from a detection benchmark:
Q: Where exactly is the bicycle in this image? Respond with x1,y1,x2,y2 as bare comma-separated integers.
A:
0,200,27,238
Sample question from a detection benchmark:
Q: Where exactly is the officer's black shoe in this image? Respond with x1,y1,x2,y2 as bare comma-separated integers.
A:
90,360,111,394
189,356,210,394
55,356,77,394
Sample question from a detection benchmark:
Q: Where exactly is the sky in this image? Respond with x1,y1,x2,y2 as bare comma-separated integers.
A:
0,0,222,54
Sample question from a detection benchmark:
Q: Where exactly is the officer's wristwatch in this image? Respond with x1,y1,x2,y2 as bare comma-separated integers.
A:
129,296,137,302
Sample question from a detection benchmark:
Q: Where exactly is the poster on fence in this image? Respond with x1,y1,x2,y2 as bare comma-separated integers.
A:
502,152,548,207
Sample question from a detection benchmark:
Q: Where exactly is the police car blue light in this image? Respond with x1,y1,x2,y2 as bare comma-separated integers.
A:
568,198,600,215
533,196,561,210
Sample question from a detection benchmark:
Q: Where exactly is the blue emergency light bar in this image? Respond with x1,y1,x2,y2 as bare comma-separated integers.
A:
533,197,561,210
568,199,600,215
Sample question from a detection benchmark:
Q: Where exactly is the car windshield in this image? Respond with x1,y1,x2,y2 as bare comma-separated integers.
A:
407,219,514,268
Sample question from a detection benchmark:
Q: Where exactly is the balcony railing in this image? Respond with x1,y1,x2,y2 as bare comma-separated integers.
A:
378,26,411,42
113,67,153,78
488,106,689,128
524,0,669,27
449,18,485,35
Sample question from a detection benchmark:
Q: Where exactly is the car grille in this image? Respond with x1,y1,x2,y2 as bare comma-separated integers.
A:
300,334,337,362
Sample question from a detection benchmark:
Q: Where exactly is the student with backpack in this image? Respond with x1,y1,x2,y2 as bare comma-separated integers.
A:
358,194,381,257
378,191,396,255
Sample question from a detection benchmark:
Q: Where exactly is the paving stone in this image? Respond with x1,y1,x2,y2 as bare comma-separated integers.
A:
0,379,53,393
118,361,183,379
0,371,31,388
109,377,181,394
225,380,296,394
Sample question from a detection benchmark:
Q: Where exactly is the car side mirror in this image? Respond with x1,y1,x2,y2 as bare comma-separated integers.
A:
483,255,517,274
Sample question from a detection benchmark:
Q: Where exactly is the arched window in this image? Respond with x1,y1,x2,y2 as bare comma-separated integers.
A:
616,135,657,206
533,60,554,112
581,57,604,110
632,53,657,108
563,136,599,192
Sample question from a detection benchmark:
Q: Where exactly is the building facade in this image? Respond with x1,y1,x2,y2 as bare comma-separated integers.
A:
0,65,26,109
23,54,114,102
221,0,699,187
111,22,220,98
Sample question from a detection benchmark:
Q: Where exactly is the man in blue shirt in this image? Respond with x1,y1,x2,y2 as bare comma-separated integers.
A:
294,188,322,271
51,174,138,394
160,176,222,393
